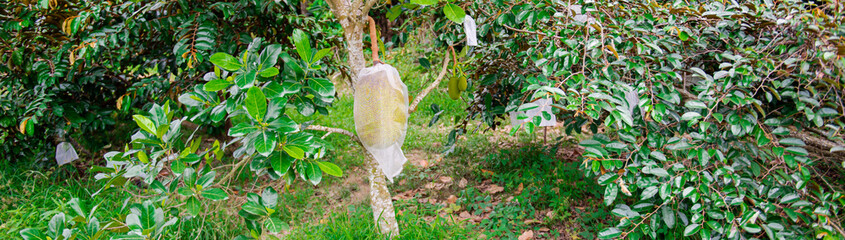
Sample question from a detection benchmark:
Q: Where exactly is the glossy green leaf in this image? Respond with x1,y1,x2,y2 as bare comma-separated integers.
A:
283,145,305,159
204,79,232,92
316,161,342,177
132,115,157,135
245,87,267,122
254,130,277,157
411,0,437,5
201,188,229,201
210,52,242,71
187,196,201,216
443,4,466,24
598,227,621,239
684,224,701,236
264,217,288,233
236,69,257,89
259,67,279,78
309,78,335,97
291,29,312,63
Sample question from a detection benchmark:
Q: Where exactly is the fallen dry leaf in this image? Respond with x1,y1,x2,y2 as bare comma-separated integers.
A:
518,230,534,240
439,176,453,183
424,182,436,189
458,178,468,188
487,184,504,194
524,219,541,224
539,227,550,232
515,183,524,194
446,195,458,204
459,211,471,219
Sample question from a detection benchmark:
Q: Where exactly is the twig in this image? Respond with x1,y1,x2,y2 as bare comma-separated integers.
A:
501,24,563,39
218,156,250,185
306,125,356,139
409,53,451,112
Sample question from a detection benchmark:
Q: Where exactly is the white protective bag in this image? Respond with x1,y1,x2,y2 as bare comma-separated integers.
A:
510,98,556,127
354,63,409,181
463,15,478,46
55,142,79,166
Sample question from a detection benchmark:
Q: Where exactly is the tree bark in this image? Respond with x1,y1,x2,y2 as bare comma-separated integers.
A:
325,0,400,237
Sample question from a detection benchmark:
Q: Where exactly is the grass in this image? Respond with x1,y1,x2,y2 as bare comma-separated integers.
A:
0,163,127,239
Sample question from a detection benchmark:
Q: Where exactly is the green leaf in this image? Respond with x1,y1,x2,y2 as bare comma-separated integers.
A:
283,145,305,159
241,201,268,216
137,151,149,164
254,130,277,157
387,5,402,21
604,184,618,206
316,161,342,177
681,112,702,121
132,115,157,135
785,147,808,156
779,138,806,146
641,186,658,200
48,212,65,238
261,187,279,209
204,79,232,92
259,67,279,78
236,69,257,89
197,171,216,188
411,0,437,5
443,4,466,24
780,193,800,204
201,188,229,201
229,122,258,137
685,100,707,109
291,29,312,63
662,206,675,227
20,228,47,240
270,151,294,175
263,82,287,99
684,224,701,236
210,52,242,71
309,78,335,97
598,227,622,239
312,48,332,63
742,223,762,233
267,116,298,133
259,44,283,68
304,161,322,185
187,196,201,216
183,167,197,186
245,87,268,122
264,217,289,233
679,31,690,41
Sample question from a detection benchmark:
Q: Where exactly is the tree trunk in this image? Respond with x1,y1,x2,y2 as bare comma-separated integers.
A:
325,0,400,237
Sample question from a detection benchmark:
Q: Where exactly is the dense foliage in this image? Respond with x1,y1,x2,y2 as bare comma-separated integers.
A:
0,0,342,160
7,0,845,239
409,0,845,239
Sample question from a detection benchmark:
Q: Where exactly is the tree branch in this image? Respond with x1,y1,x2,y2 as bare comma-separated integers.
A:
363,0,378,16
306,125,356,139
409,53,451,112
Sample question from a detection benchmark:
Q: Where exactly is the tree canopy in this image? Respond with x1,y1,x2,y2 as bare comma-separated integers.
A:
3,0,845,239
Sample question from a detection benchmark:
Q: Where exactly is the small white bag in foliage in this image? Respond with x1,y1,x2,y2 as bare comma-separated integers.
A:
55,142,79,166
354,63,409,181
463,15,478,46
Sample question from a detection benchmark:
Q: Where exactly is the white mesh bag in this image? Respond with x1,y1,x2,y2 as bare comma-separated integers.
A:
354,63,409,181
463,15,478,46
